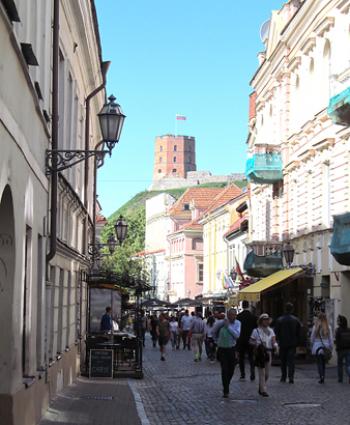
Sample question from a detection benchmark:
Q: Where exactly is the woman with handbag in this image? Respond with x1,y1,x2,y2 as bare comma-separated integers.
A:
310,312,333,384
250,313,277,397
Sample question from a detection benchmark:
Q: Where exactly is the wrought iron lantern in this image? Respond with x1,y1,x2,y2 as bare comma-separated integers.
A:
283,242,295,268
114,215,128,245
98,95,126,150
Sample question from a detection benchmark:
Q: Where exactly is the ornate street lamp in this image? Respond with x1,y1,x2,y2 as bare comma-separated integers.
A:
283,242,295,268
98,95,126,151
114,215,128,245
88,216,128,260
46,94,126,173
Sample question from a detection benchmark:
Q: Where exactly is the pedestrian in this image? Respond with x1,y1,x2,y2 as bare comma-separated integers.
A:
157,313,170,361
310,312,333,384
180,310,192,350
205,315,216,362
237,300,257,381
274,302,301,384
140,310,147,348
250,313,277,397
150,315,158,348
335,315,350,383
190,311,205,361
100,306,113,332
213,308,241,398
169,316,179,351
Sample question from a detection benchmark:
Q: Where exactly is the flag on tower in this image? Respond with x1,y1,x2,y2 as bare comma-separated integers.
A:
176,114,187,120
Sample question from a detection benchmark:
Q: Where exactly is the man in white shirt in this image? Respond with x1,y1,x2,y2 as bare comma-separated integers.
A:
190,312,205,361
180,310,192,350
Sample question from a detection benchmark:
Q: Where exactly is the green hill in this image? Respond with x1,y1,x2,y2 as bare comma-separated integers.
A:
101,180,246,276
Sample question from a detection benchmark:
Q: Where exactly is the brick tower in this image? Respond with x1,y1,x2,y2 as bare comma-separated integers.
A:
153,135,197,181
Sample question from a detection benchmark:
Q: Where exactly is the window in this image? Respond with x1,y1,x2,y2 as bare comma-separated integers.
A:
172,169,177,173
183,203,190,211
197,263,204,283
158,169,162,173
160,146,163,152
272,180,284,199
159,157,162,163
173,156,177,163
36,234,43,369
23,226,32,375
174,145,177,152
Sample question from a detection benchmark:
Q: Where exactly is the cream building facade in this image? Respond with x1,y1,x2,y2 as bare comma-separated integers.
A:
246,0,350,326
200,187,244,302
0,1,106,424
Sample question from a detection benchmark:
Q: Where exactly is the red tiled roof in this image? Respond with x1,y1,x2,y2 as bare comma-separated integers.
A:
180,220,202,231
169,187,224,219
204,184,242,214
224,216,248,238
96,214,107,224
134,249,166,257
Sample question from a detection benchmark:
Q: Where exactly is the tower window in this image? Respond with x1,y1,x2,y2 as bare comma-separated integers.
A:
172,169,177,173
158,169,162,173
159,157,162,163
173,157,177,163
160,146,163,152
174,145,177,152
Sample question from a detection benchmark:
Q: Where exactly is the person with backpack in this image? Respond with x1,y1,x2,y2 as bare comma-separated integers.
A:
250,313,277,397
212,308,241,398
274,302,301,384
335,315,350,383
310,312,333,384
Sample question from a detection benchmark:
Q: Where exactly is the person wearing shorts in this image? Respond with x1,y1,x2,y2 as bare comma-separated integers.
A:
157,313,170,361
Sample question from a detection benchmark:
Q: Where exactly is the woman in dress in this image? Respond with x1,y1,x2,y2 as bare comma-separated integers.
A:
250,313,277,397
311,312,333,383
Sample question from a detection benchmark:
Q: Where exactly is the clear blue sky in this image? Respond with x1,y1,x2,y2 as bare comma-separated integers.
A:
95,0,283,217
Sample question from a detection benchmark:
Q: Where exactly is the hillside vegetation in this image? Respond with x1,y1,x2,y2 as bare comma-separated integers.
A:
101,180,246,276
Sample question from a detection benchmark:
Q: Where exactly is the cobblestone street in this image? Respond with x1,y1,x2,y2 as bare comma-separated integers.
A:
133,338,350,425
39,336,350,425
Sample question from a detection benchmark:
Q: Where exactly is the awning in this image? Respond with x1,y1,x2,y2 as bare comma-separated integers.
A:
238,267,304,302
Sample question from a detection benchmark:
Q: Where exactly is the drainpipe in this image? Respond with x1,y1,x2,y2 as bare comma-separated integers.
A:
46,0,59,263
83,61,110,254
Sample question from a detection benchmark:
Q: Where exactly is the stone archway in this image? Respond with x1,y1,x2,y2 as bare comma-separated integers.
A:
0,185,15,392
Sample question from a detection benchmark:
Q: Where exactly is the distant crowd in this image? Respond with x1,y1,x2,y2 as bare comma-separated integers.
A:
140,302,350,398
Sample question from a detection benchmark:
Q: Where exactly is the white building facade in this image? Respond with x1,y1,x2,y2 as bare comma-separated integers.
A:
0,1,106,424
247,0,350,325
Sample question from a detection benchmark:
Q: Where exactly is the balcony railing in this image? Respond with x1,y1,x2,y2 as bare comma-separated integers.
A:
327,86,350,126
243,241,283,278
245,146,283,184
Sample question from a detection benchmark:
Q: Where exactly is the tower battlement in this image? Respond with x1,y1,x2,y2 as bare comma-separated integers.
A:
153,135,197,181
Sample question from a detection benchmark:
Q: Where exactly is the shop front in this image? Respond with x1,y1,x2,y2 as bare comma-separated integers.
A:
238,268,313,350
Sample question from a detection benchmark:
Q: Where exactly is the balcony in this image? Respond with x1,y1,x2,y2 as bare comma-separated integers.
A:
244,242,283,278
327,86,350,126
330,212,350,265
245,146,283,184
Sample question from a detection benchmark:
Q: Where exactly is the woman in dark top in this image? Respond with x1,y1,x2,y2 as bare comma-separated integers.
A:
335,315,350,383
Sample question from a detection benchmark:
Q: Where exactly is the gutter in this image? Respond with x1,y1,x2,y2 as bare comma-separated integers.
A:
46,0,59,263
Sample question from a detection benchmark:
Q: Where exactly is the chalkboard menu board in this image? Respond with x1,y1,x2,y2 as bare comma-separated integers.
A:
89,349,113,378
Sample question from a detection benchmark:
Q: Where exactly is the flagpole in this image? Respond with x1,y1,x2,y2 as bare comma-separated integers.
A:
175,114,178,137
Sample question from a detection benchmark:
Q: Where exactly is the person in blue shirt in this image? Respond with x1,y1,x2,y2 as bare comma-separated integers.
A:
100,306,113,332
213,308,241,398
